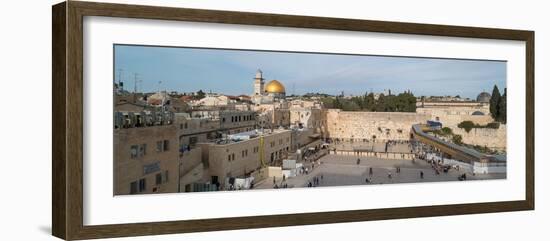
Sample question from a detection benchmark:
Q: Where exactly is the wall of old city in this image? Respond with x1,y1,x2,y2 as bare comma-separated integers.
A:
324,109,431,141
452,124,507,150
416,104,494,127
417,105,506,150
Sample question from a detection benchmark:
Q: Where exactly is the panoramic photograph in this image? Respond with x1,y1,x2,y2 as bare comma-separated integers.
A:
113,44,507,195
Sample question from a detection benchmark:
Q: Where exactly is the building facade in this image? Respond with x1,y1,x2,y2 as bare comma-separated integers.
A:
114,121,179,195
198,129,292,187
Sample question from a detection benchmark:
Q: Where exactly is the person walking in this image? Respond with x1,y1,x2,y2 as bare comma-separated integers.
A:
420,171,424,179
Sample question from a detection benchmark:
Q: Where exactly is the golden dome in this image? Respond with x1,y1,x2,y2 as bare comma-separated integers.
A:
264,80,285,93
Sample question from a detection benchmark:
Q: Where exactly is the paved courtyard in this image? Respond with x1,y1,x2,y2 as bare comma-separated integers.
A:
254,154,506,189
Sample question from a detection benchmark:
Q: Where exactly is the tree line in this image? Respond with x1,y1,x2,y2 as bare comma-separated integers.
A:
322,91,417,112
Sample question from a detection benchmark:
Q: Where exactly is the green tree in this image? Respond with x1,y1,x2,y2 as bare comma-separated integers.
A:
375,94,386,111
458,121,475,133
320,97,334,108
489,85,501,120
452,134,463,145
333,97,342,109
365,93,376,111
441,127,453,136
342,101,360,111
498,88,507,123
196,89,206,99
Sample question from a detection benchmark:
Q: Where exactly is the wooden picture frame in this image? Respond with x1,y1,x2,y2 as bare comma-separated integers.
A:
52,1,534,240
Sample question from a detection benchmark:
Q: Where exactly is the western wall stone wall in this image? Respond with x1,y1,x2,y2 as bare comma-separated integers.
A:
325,110,431,141
323,109,506,151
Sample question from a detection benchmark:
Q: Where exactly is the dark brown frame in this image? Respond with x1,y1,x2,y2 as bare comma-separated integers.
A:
52,1,535,240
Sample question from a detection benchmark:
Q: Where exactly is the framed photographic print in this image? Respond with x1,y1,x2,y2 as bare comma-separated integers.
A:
52,1,534,240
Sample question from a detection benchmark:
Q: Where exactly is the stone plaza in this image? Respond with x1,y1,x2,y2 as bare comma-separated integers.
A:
255,153,505,190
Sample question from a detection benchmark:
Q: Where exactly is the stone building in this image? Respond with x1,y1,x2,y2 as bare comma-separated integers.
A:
114,119,179,195
219,110,257,134
289,106,322,130
197,129,292,188
175,113,220,149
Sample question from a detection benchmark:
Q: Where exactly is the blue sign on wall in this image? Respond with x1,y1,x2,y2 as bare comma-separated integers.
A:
143,162,160,175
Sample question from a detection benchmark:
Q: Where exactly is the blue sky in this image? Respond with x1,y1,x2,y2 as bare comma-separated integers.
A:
114,45,506,99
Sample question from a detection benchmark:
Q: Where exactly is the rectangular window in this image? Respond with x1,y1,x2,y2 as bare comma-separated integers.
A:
139,178,146,192
189,136,198,145
130,181,138,194
163,170,169,183
156,141,163,152
163,140,170,151
156,173,162,185
139,144,146,157
156,140,170,152
130,145,139,159
228,154,232,162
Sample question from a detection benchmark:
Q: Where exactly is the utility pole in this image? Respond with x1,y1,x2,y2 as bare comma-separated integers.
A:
133,73,142,93
132,73,141,103
117,68,124,92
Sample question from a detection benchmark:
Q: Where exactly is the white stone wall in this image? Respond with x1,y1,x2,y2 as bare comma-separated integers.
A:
452,124,507,150
325,110,431,141
417,105,494,127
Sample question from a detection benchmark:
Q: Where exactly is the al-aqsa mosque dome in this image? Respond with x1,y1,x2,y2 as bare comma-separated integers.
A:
264,80,286,94
476,92,491,103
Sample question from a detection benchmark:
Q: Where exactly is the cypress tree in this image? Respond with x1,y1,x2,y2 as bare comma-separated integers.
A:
489,85,501,119
498,88,507,123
